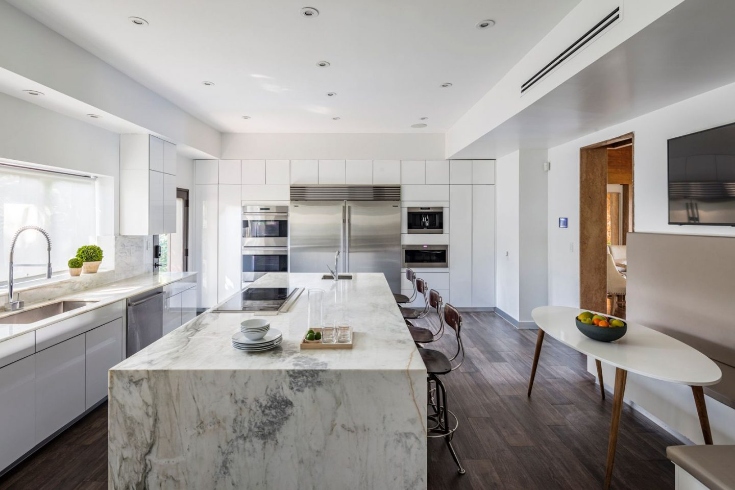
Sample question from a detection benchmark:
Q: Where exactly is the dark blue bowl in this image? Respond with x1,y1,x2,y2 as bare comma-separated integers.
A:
575,318,627,342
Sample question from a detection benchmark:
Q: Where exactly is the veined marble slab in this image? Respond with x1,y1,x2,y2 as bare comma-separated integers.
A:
109,273,427,489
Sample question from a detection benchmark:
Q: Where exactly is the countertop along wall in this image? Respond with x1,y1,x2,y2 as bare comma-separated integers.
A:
547,80,735,445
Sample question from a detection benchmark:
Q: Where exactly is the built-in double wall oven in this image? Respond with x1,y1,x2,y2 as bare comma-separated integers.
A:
402,245,449,269
242,205,289,283
407,207,444,234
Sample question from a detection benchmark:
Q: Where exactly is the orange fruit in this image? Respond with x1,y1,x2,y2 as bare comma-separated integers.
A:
593,318,600,325
598,320,609,327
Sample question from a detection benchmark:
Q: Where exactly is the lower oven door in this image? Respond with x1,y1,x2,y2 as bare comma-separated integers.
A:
242,247,289,282
402,245,448,268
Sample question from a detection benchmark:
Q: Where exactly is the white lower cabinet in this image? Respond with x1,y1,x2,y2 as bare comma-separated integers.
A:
472,185,496,307
195,184,219,308
218,184,242,303
449,186,473,307
85,319,124,410
35,335,86,444
163,292,183,336
181,287,197,325
0,355,35,471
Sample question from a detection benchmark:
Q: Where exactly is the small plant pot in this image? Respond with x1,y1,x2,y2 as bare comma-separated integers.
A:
82,261,102,274
69,268,83,277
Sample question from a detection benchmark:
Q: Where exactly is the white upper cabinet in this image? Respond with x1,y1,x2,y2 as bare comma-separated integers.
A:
449,185,473,307
291,160,319,184
218,185,243,303
373,160,401,184
195,160,219,185
472,160,495,185
426,160,449,184
149,136,164,173
472,185,496,307
450,160,473,184
266,160,290,184
163,141,177,175
319,160,346,184
401,161,425,185
346,160,373,184
148,170,164,234
218,160,242,185
163,173,177,233
242,160,266,185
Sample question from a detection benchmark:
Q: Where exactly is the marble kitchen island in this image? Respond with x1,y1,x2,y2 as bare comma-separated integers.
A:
108,273,427,489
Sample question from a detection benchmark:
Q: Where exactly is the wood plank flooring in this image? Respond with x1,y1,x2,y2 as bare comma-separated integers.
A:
0,312,678,489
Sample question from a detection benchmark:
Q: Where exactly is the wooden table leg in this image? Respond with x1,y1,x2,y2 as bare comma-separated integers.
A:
527,329,545,397
596,359,605,400
691,386,713,445
604,368,628,490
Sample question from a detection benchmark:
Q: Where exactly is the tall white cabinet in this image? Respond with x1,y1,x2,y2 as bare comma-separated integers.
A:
449,160,496,308
120,134,177,235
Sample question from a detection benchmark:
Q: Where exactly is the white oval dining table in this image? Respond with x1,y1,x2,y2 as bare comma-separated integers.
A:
530,306,722,490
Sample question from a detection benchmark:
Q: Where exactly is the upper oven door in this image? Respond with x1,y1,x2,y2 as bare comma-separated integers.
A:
406,207,444,234
242,206,288,247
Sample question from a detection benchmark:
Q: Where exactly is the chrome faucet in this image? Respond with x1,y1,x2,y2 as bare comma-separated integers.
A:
7,226,52,311
326,250,340,280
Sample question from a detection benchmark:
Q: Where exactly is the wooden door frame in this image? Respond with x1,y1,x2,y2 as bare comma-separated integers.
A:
579,133,634,311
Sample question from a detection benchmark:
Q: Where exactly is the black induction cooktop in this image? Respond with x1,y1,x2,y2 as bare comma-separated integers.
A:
214,287,303,313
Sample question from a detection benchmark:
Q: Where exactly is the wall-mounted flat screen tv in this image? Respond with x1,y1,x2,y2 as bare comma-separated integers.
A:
669,122,735,225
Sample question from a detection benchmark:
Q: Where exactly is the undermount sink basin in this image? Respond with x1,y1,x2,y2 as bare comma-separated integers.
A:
321,274,353,280
0,301,98,324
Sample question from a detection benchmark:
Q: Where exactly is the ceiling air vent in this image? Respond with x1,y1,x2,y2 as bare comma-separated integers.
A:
521,7,620,94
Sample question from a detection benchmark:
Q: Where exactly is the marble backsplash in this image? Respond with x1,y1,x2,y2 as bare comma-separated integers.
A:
0,235,153,307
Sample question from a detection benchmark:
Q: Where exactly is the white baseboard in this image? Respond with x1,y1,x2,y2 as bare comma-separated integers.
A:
495,308,538,330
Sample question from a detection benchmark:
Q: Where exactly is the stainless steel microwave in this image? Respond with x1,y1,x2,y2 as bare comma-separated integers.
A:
406,207,444,234
402,245,448,268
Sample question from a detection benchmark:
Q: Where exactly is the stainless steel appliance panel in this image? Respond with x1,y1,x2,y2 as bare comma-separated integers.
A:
347,201,401,292
126,288,164,357
242,247,288,282
403,245,449,268
289,202,345,273
242,205,289,247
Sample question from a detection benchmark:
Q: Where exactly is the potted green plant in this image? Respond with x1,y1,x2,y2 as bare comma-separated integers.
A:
68,257,83,277
76,245,104,274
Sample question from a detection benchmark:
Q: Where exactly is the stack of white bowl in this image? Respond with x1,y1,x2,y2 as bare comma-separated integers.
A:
232,319,283,352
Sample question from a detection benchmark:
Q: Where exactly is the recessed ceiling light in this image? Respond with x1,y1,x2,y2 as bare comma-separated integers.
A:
411,123,428,129
327,92,337,97
316,61,331,68
301,7,319,18
420,117,428,121
129,16,149,26
440,83,453,88
242,116,251,120
202,81,215,86
332,117,341,120
87,114,101,119
476,19,496,30
22,89,44,96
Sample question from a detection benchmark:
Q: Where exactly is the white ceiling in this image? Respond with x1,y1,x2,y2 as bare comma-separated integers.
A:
451,0,735,159
7,0,581,134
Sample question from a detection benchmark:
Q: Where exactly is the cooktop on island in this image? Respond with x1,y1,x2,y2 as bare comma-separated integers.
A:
214,286,303,314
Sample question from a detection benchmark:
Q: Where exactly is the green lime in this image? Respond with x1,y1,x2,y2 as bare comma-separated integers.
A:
306,332,315,341
314,332,322,340
307,329,315,335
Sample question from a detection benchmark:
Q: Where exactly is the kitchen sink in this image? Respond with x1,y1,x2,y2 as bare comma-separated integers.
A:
0,301,98,324
321,274,353,280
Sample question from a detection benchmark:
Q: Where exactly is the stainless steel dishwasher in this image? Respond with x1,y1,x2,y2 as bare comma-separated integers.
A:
126,287,164,357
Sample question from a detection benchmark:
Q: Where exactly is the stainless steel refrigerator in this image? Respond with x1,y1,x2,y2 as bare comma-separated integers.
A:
289,201,401,292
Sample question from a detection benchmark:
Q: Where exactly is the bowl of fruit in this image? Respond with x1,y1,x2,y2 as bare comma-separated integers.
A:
575,311,627,342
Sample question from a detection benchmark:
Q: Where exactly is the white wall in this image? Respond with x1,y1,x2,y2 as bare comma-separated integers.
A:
496,151,520,319
447,0,685,158
548,80,735,445
0,1,220,158
221,133,445,160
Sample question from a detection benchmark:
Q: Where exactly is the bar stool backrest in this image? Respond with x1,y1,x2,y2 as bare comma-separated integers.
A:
429,289,445,338
443,303,465,369
406,269,417,302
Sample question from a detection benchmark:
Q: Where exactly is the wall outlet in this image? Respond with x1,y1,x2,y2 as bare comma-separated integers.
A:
543,161,551,172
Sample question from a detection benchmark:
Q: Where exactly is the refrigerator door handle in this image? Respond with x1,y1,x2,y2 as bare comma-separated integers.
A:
345,204,351,272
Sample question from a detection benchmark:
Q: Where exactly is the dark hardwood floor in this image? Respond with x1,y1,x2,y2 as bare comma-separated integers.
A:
0,311,677,489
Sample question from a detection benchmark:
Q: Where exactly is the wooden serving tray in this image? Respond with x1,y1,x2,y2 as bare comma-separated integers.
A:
300,327,353,350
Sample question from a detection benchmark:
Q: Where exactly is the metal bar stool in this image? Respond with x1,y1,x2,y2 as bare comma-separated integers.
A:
401,277,430,320
394,269,416,304
419,303,466,475
407,289,445,344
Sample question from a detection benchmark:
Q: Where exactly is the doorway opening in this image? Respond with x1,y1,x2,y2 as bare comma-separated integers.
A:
159,188,190,272
579,134,633,316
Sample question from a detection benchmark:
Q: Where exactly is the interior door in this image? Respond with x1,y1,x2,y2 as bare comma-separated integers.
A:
289,202,344,273
347,201,401,292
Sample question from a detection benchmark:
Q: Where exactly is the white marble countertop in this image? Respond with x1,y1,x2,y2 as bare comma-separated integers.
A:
0,272,197,343
112,273,426,373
